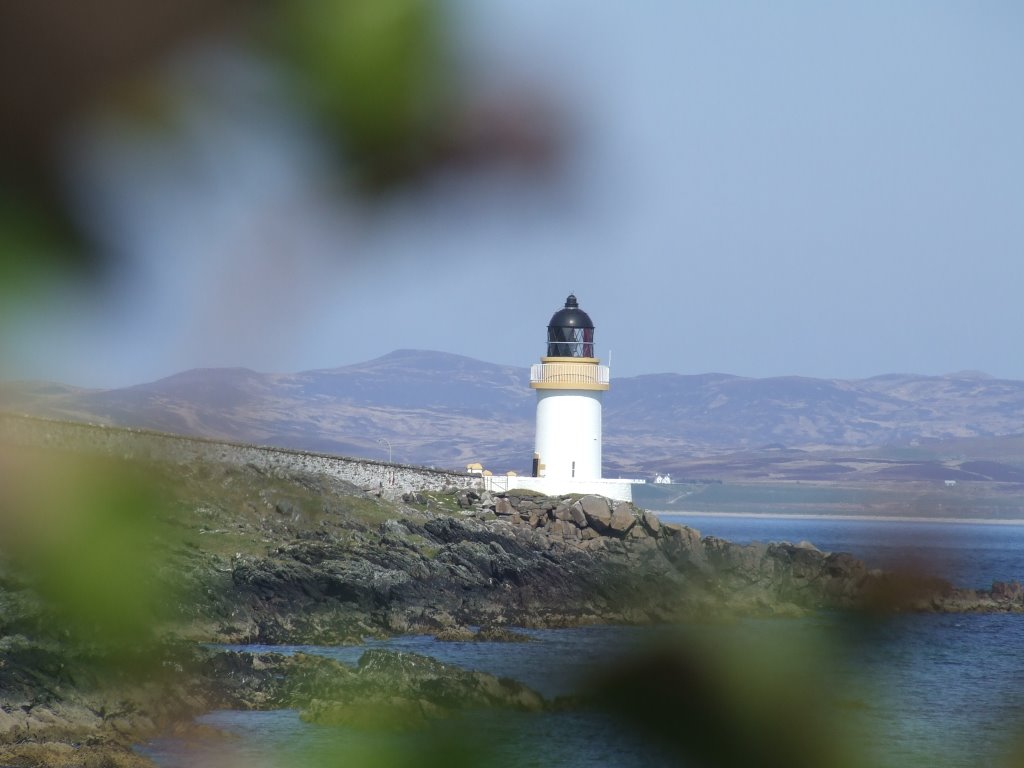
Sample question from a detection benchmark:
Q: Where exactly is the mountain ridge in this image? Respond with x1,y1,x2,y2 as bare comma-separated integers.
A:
4,350,1024,476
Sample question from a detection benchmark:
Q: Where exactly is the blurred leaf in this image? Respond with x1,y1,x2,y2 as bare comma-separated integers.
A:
0,451,173,645
0,189,83,295
583,624,868,768
274,0,450,188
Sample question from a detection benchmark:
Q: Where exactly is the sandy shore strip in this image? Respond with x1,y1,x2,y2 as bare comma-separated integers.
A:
654,510,1024,526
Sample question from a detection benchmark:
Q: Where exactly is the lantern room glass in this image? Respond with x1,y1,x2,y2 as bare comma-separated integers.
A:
547,325,594,358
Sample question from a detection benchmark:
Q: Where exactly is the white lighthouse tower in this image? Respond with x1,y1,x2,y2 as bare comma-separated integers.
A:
530,294,608,481
480,294,636,501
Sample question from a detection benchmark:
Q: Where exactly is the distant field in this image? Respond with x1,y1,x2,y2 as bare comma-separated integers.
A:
633,480,1024,520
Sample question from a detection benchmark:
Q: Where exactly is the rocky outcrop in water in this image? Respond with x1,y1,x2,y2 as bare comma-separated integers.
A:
0,638,545,766
216,488,1024,645
204,647,545,728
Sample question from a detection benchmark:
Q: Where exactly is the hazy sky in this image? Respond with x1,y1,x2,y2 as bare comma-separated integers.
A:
6,1,1024,387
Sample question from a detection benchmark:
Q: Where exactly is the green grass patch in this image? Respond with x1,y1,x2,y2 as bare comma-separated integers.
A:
414,491,463,515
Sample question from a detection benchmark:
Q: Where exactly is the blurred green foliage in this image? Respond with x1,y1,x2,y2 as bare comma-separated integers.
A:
0,451,173,646
584,623,867,768
275,0,450,189
0,189,81,293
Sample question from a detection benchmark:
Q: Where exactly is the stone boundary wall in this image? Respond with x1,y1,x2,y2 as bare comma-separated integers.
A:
0,413,478,494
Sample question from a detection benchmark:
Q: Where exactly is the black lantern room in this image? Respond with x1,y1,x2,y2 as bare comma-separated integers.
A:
547,294,595,358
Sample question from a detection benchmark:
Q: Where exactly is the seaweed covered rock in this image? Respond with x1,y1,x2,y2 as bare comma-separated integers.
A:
295,649,544,729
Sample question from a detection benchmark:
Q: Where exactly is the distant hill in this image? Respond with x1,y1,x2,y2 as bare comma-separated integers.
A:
5,349,1024,478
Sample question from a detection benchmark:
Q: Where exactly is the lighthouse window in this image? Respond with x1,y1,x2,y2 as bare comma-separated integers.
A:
547,326,594,358
572,461,576,478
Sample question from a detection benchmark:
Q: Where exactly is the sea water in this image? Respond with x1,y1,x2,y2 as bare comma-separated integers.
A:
660,512,1024,590
140,517,1024,768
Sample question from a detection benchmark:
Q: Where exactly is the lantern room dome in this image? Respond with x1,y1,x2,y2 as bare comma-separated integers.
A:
547,294,594,331
546,294,595,358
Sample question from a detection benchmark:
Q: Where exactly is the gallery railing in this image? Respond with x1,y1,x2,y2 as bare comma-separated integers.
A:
530,362,610,387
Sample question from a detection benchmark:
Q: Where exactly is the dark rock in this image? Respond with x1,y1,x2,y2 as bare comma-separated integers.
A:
991,580,1023,600
661,522,699,541
580,495,613,532
553,504,574,522
608,505,636,536
434,627,476,642
548,519,568,538
640,510,661,536
627,525,649,540
475,626,533,643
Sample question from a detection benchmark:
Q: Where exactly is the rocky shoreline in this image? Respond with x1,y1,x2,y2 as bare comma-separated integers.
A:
3,458,1023,766
223,485,1024,642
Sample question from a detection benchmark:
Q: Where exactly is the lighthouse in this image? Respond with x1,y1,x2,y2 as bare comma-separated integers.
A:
530,294,609,481
478,294,637,501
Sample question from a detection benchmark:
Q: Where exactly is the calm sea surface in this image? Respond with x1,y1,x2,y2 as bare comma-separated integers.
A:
140,516,1024,768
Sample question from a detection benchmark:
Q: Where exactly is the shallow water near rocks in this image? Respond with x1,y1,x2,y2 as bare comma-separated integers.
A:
141,707,672,768
140,518,1024,768
217,623,657,699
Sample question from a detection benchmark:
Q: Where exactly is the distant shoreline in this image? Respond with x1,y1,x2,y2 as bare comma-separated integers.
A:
654,510,1024,527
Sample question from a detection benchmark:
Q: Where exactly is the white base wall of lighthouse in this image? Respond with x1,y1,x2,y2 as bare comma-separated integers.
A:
534,390,603,480
484,476,637,503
